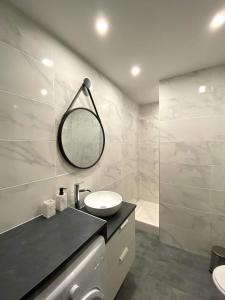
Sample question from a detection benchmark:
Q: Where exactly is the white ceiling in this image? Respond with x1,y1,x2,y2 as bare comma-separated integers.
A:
10,0,225,103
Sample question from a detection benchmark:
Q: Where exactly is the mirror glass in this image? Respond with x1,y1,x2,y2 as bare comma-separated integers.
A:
58,108,105,169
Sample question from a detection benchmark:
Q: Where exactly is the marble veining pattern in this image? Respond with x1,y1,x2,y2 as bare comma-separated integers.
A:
0,1,139,233
138,103,159,204
159,65,225,256
0,91,55,141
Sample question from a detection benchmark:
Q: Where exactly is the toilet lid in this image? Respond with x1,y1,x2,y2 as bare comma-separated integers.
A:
213,265,225,295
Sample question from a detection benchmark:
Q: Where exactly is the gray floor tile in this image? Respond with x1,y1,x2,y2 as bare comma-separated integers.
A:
115,229,223,300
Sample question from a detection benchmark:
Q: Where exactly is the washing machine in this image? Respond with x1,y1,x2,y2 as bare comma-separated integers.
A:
34,236,105,300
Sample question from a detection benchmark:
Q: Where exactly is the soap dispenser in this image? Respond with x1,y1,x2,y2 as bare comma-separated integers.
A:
56,187,67,212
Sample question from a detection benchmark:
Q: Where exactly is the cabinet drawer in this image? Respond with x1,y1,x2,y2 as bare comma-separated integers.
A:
106,211,135,274
105,211,135,300
107,242,135,300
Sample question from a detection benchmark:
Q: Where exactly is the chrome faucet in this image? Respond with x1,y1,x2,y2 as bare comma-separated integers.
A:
74,183,91,209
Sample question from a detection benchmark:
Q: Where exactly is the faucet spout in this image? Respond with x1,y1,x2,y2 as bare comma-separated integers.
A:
80,189,91,193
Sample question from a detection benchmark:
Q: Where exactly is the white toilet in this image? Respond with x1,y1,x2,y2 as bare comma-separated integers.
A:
212,265,225,297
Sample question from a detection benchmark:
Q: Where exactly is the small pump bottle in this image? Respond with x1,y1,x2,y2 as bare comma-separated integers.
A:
56,187,68,212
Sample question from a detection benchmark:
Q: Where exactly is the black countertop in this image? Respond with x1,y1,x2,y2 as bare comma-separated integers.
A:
0,202,136,300
0,208,106,300
82,201,136,241
104,201,136,240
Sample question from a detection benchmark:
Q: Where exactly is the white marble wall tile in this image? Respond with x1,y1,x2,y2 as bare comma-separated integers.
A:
53,42,96,85
122,109,138,144
160,162,211,188
139,142,159,164
160,116,225,143
159,65,225,255
53,41,132,117
0,91,55,140
139,171,159,203
210,165,225,191
0,41,54,104
96,142,123,187
160,65,225,122
55,148,77,176
160,90,225,122
138,102,159,204
101,179,124,199
160,66,225,103
159,223,211,256
54,72,83,110
139,160,159,182
160,141,225,166
160,183,210,212
160,203,211,233
122,143,138,177
0,141,55,188
0,3,140,233
0,1,54,61
139,102,159,119
210,190,225,215
138,117,159,144
0,178,55,233
120,173,139,204
100,101,123,144
96,77,125,111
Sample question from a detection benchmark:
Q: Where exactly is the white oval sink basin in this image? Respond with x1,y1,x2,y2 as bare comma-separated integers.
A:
84,191,122,217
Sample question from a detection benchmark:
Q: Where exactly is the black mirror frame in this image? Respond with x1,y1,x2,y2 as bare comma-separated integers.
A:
57,107,105,169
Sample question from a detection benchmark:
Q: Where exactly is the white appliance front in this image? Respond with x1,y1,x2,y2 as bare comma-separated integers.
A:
34,236,105,300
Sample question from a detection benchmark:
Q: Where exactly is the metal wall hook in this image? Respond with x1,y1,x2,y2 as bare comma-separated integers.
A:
66,78,96,112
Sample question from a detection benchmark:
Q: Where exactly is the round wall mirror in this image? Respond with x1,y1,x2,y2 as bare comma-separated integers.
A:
58,108,105,169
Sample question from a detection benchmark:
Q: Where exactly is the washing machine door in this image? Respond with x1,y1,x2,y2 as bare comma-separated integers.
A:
70,286,104,300
81,288,104,300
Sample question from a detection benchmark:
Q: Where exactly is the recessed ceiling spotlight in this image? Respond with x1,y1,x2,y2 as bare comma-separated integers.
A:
95,17,109,36
131,65,141,77
198,85,206,94
210,12,225,30
40,89,48,96
42,58,54,67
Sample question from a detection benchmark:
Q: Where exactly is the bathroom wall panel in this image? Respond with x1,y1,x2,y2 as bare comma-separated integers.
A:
159,67,225,122
139,171,159,204
160,162,212,189
138,103,159,204
0,1,54,61
159,223,211,256
121,143,138,177
0,178,55,233
160,203,211,233
210,165,225,191
160,183,210,213
0,141,55,188
0,91,55,141
159,64,225,256
160,116,225,143
0,41,54,105
139,142,159,164
160,141,225,166
0,1,139,233
210,190,225,215
119,173,139,204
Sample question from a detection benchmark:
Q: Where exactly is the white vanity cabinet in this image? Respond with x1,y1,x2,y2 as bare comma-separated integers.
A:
105,211,135,300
